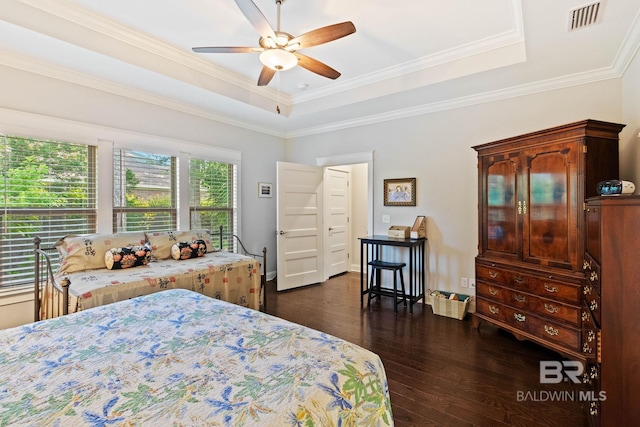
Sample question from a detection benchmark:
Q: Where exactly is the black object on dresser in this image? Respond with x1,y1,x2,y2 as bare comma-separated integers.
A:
471,120,626,424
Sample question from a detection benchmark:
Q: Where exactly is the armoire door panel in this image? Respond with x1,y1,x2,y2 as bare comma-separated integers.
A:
483,157,519,258
521,144,577,270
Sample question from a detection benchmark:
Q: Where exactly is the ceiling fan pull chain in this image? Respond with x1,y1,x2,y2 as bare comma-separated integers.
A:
276,72,281,114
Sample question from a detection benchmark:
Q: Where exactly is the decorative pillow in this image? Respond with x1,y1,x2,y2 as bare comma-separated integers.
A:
105,245,152,270
171,240,208,260
145,230,214,260
55,232,146,273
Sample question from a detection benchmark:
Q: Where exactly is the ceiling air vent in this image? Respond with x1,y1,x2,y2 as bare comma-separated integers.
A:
568,2,601,31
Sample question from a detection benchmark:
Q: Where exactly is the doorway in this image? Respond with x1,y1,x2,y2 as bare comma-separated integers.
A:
276,152,373,290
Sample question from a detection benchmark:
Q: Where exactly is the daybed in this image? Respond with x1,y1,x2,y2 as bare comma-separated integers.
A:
33,229,266,321
0,289,393,425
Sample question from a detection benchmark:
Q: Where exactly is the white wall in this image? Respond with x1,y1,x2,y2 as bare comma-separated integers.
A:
285,78,625,298
621,45,640,185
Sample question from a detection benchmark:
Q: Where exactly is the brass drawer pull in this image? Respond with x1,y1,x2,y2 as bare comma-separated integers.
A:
514,313,526,322
544,303,558,314
489,305,499,314
489,271,499,279
590,365,598,380
514,294,526,303
514,275,525,284
489,287,498,296
544,284,558,293
544,325,558,336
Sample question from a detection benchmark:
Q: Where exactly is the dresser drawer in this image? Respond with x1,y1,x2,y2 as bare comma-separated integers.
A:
582,283,601,327
477,282,581,326
582,252,601,296
476,263,581,305
579,305,599,360
476,298,585,353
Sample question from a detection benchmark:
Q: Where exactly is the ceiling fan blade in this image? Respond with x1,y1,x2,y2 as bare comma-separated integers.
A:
257,66,276,86
192,47,262,53
289,22,356,49
234,0,276,41
294,53,341,80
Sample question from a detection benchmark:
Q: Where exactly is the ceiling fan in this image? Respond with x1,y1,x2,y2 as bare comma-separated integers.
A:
192,0,356,86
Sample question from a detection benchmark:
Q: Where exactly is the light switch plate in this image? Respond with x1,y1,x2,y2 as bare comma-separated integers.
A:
382,215,390,224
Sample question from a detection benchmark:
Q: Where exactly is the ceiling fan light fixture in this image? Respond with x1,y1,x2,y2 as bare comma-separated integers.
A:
260,48,298,71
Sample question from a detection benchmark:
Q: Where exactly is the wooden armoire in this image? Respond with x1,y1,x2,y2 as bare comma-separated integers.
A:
472,120,625,424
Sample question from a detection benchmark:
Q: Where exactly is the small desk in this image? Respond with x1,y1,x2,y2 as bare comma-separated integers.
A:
359,235,426,313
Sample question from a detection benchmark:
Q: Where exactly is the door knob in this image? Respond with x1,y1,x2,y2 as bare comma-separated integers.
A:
278,230,288,235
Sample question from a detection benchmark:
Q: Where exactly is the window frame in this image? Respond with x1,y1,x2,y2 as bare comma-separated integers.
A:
112,148,178,233
1,134,98,289
188,157,238,251
0,117,243,293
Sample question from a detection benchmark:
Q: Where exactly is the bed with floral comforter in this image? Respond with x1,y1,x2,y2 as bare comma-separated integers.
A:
1,289,393,426
41,250,262,319
37,230,263,320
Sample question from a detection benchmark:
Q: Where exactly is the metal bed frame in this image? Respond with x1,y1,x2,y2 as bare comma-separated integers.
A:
33,226,267,321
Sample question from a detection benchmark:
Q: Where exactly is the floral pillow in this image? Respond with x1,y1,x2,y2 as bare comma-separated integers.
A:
105,245,152,270
56,232,146,273
145,230,214,260
171,240,207,260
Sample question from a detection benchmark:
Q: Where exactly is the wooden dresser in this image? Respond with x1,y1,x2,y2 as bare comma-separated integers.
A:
471,119,624,366
584,196,640,426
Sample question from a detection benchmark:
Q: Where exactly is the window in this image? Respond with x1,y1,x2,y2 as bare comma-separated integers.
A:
1,134,96,288
189,158,236,250
113,149,177,232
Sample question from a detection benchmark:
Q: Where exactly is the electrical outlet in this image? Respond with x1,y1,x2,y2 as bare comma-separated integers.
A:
382,215,390,224
461,277,468,288
468,278,476,288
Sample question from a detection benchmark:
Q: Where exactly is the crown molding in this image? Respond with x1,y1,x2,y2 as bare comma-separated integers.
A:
3,0,638,140
285,66,620,138
0,48,286,138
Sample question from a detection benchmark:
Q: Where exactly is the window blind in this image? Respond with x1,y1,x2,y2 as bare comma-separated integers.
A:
189,158,236,250
1,134,96,288
113,149,177,232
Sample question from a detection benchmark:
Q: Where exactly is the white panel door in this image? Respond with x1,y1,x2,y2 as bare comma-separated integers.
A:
276,162,324,291
324,168,349,278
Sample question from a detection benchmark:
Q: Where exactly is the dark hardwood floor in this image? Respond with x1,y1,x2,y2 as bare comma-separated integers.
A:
264,272,588,427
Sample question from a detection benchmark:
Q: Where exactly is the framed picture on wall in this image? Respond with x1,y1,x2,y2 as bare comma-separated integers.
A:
384,178,416,206
258,182,273,198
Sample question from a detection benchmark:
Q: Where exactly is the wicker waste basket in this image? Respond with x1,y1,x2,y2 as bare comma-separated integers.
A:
428,290,471,320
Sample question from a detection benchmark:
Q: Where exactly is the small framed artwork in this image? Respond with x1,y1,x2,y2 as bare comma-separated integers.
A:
258,182,273,198
384,178,416,206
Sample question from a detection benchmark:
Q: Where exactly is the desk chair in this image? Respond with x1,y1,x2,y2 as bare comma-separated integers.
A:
367,260,407,313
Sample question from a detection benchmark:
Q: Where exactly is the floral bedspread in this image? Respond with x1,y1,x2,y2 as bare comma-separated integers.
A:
1,289,393,426
41,251,261,319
